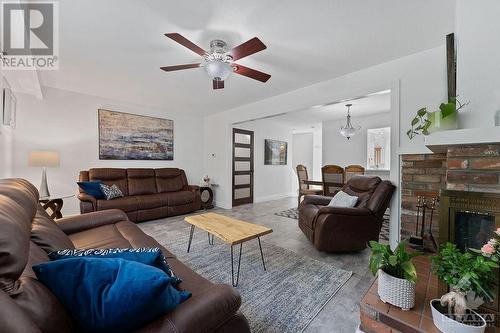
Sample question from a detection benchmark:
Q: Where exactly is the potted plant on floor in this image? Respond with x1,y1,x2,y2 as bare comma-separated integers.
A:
430,242,497,333
368,240,421,310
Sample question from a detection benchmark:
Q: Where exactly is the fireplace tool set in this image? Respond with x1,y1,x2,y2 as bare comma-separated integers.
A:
409,195,438,252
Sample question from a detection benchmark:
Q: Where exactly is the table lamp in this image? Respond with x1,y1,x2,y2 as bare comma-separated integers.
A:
28,150,60,198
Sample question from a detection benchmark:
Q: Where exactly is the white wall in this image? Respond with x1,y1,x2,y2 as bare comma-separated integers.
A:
456,0,500,128
235,119,294,202
10,86,204,215
204,46,447,209
292,133,313,172
292,132,313,194
312,126,322,181
322,112,391,168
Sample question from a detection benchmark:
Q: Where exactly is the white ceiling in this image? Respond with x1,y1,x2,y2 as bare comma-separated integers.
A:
267,90,391,133
36,0,455,116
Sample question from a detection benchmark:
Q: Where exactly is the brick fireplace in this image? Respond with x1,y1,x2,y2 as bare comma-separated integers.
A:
400,143,500,244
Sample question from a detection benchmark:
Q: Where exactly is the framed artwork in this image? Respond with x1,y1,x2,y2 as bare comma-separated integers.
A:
366,127,390,170
98,109,174,160
2,88,16,128
264,139,287,165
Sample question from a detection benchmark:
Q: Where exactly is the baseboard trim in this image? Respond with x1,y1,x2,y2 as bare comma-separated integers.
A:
214,193,296,209
254,193,295,203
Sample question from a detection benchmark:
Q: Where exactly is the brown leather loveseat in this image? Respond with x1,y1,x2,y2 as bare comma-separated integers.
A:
0,178,250,333
79,168,201,222
298,176,395,252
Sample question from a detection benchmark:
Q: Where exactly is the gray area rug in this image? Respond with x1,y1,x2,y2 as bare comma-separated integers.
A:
149,227,352,333
275,207,390,242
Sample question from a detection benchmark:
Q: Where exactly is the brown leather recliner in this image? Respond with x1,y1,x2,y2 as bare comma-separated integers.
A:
78,168,202,222
0,178,250,333
298,176,395,252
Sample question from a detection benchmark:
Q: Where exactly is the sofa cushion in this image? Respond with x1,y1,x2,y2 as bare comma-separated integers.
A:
68,220,176,258
165,191,195,206
49,248,182,285
33,258,191,333
97,196,138,212
342,176,381,208
328,191,358,208
155,168,184,193
77,181,105,199
31,206,75,253
89,168,129,196
136,193,167,210
100,183,124,200
127,168,157,195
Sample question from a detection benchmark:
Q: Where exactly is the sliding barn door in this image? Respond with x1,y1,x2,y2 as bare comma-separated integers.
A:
232,128,254,206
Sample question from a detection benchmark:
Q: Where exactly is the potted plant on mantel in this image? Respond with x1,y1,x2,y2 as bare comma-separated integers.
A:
431,242,498,333
407,97,469,139
368,240,421,310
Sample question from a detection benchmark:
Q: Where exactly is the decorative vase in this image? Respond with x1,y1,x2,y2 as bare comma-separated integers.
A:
430,299,486,333
428,111,458,134
377,269,415,310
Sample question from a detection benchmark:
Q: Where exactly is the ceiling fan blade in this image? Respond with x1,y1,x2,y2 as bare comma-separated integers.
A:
233,64,271,83
230,37,267,61
213,80,224,90
164,33,206,56
160,63,201,72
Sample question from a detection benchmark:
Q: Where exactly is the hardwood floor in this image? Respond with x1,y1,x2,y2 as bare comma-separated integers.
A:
139,197,374,333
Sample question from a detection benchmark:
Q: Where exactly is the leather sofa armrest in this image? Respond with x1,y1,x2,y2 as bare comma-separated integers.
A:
138,284,242,333
78,192,96,208
317,206,373,216
184,185,200,193
302,195,332,206
55,209,129,235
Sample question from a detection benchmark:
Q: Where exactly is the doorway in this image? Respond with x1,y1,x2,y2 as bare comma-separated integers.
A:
232,128,254,206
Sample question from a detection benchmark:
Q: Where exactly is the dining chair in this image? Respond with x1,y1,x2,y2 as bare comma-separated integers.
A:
296,165,322,207
345,165,365,182
321,165,344,196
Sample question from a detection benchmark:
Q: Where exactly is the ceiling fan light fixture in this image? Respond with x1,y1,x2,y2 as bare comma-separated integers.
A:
339,103,361,140
204,60,233,81
203,40,234,81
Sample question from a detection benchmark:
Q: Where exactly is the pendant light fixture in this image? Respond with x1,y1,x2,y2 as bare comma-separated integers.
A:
339,103,361,140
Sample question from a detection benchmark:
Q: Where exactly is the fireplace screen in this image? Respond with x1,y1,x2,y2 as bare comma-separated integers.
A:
455,211,495,252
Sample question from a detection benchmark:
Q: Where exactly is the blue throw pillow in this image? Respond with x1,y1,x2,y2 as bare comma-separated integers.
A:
33,258,191,333
77,181,105,199
48,247,182,285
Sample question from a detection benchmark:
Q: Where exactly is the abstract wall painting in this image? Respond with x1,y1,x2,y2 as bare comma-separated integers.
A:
98,109,174,160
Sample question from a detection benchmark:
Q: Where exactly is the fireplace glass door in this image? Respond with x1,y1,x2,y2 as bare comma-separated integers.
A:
454,211,496,252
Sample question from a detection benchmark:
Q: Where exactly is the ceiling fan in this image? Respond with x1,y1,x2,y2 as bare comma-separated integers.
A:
160,33,271,90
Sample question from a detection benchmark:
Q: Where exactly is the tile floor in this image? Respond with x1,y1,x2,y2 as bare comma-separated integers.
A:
140,197,375,333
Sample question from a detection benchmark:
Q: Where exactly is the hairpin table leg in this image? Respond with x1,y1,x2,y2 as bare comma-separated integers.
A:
187,225,195,253
231,243,243,287
208,232,214,245
257,237,267,271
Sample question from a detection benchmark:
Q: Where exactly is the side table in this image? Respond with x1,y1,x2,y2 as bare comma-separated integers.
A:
200,186,214,209
39,194,74,219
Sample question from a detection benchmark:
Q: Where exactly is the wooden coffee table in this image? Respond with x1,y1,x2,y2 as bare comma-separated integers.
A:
184,212,273,286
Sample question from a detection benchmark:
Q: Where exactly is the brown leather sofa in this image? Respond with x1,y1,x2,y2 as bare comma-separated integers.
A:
298,176,395,252
79,168,202,222
0,178,250,333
